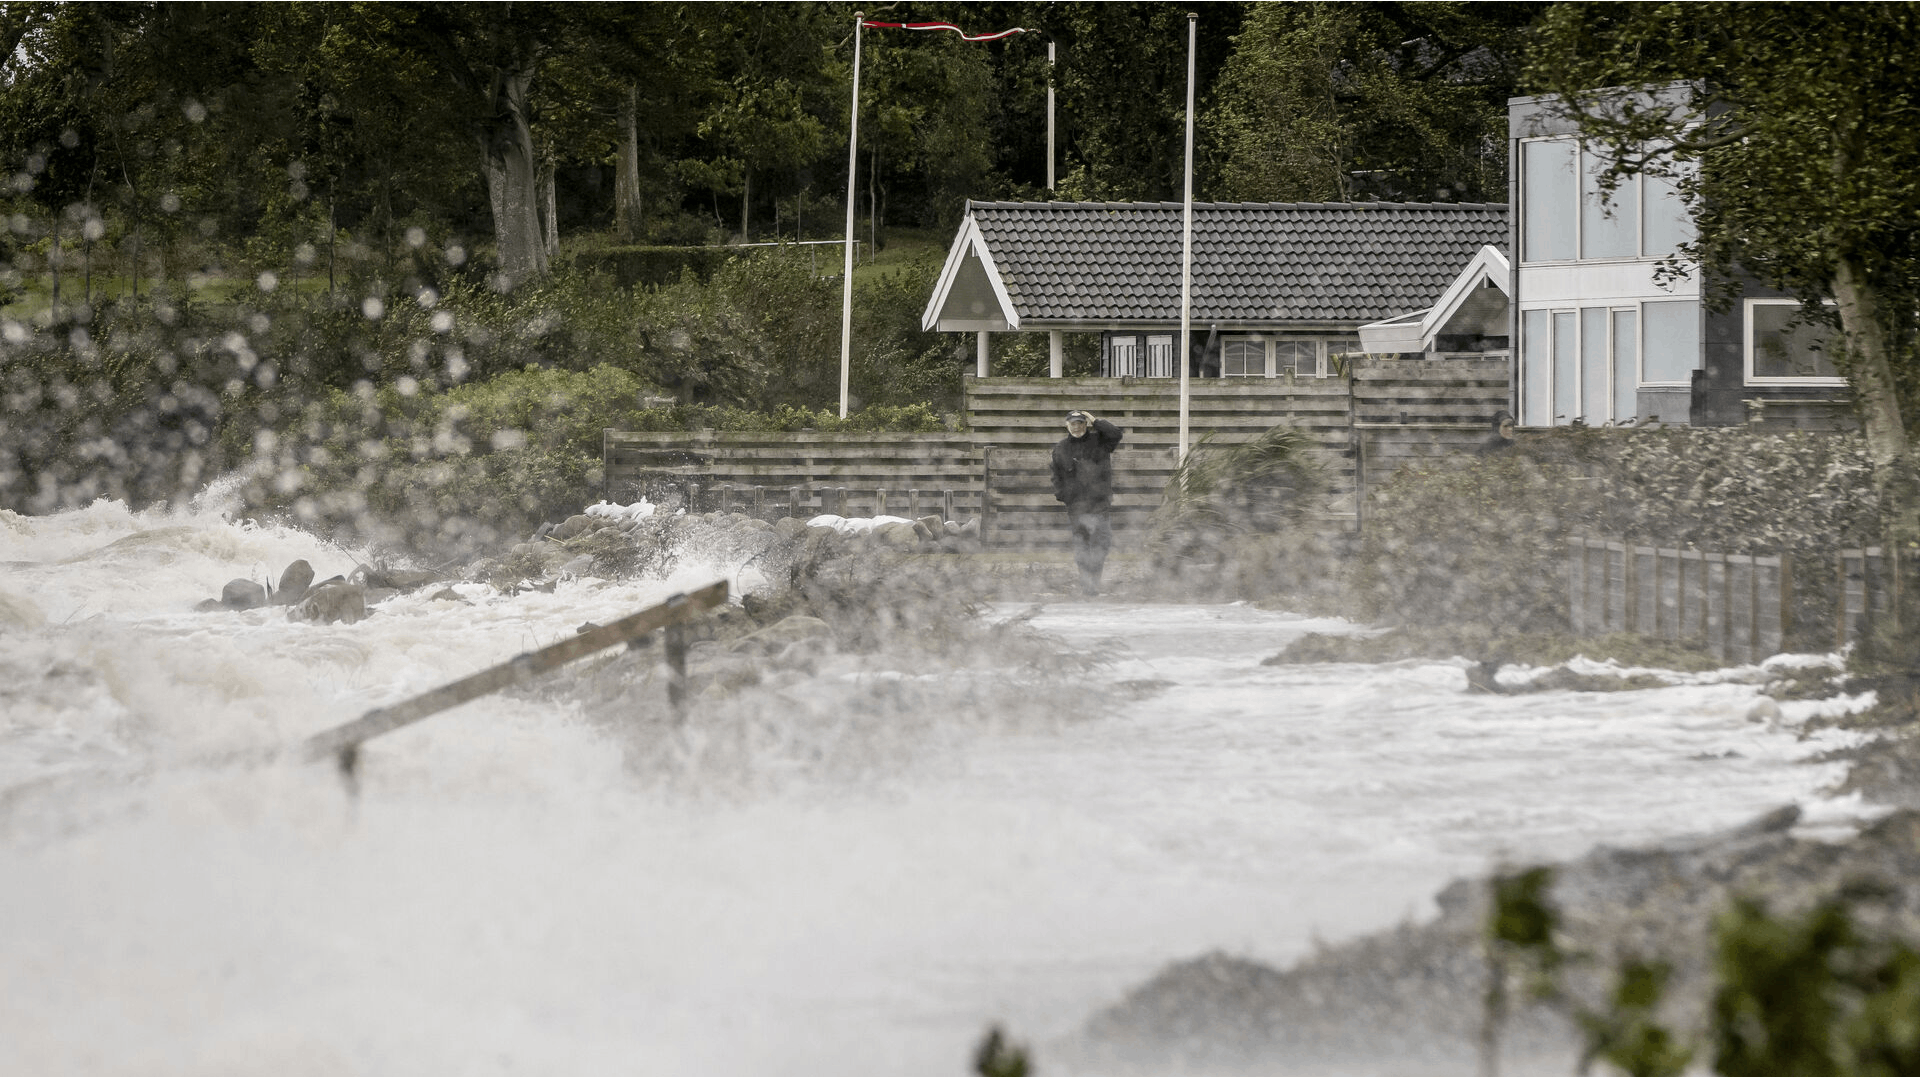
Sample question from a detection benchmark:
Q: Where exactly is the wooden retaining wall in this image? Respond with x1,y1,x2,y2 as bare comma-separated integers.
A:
964,358,1511,547
602,431,984,521
601,358,1513,546
964,375,1358,548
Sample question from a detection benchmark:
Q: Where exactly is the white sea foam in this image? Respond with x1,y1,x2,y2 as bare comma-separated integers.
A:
0,499,1883,1076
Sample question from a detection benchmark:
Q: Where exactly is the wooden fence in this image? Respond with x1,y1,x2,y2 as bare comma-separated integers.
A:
1569,537,1791,663
1837,546,1907,651
602,430,983,521
1570,538,1918,660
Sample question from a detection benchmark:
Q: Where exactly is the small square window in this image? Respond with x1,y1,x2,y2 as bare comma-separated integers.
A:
1747,300,1841,382
1222,338,1265,377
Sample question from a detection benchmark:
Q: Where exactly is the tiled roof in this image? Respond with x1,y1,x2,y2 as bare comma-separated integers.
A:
966,200,1509,325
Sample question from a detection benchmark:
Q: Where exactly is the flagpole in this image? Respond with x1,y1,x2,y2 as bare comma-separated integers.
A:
1046,40,1056,190
839,14,865,419
1178,12,1196,463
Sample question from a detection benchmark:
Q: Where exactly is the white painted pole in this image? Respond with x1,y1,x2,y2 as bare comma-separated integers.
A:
1178,13,1197,463
1047,40,1056,191
977,330,990,377
1049,329,1064,377
839,14,865,419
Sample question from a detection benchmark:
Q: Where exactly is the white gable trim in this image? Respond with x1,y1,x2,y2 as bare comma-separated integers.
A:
1358,245,1511,353
921,212,1020,332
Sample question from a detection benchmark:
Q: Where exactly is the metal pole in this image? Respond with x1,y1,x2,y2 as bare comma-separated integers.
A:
1178,13,1197,463
839,14,865,419
1047,40,1056,191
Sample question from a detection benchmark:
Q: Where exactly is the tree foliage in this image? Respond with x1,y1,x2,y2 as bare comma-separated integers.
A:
1526,3,1920,553
1211,1,1541,202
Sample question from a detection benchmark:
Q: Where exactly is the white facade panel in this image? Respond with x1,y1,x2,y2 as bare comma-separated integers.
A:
1518,263,1700,306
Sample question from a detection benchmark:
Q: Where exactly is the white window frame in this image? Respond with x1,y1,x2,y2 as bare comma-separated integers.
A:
1744,298,1845,386
1220,334,1270,377
1520,136,1684,267
1520,301,1667,426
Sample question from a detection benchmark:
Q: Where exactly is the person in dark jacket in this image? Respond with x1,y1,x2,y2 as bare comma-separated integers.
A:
1478,410,1516,455
1050,409,1124,595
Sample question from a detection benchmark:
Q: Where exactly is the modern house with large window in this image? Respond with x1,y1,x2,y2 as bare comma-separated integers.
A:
921,200,1509,378
1505,89,1849,428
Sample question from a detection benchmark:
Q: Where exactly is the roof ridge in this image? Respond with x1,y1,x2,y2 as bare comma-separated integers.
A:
967,200,1509,211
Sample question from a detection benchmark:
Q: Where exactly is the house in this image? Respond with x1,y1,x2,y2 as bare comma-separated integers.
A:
1501,88,1848,428
921,200,1510,379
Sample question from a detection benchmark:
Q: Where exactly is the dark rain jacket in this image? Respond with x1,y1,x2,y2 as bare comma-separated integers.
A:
1050,418,1124,512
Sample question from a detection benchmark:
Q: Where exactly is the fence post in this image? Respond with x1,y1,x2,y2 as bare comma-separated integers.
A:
753,485,764,518
908,488,920,519
836,487,849,517
944,489,956,524
790,486,802,519
688,482,702,514
876,488,888,517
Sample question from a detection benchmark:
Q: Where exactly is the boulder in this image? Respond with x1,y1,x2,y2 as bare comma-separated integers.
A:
917,515,945,536
353,564,445,591
272,559,315,605
773,517,809,540
872,520,923,549
221,578,268,610
290,579,367,625
549,514,595,541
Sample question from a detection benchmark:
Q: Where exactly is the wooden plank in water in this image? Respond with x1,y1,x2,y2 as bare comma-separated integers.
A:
300,580,729,764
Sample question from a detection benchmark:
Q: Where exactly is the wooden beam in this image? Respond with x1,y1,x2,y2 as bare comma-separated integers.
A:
301,580,729,766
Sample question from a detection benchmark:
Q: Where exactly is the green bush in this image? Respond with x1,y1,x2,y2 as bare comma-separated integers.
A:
1353,426,1880,638
570,245,740,288
244,364,659,552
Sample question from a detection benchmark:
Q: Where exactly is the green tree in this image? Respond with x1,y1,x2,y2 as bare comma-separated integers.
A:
1527,3,1920,583
1210,1,1541,203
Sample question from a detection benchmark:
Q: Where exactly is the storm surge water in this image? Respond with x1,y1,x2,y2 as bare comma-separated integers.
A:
0,494,1879,1076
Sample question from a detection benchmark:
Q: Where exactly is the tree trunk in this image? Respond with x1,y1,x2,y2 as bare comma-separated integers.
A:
541,156,559,261
1833,255,1920,653
614,84,643,243
481,67,549,286
741,170,751,241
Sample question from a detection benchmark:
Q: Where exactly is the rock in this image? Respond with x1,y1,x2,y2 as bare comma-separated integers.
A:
873,520,923,549
917,514,945,536
221,578,268,610
290,579,367,624
532,520,556,541
353,565,445,591
427,587,467,603
955,516,982,539
742,517,773,532
549,514,595,541
194,598,225,613
560,554,596,577
773,516,809,540
272,560,314,605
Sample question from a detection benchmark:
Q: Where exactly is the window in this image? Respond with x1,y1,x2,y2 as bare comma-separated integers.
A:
1102,333,1177,377
1747,299,1841,382
1582,151,1639,260
1275,341,1319,377
1642,301,1700,383
1521,302,1667,426
1520,137,1696,264
1222,337,1266,377
1523,140,1577,262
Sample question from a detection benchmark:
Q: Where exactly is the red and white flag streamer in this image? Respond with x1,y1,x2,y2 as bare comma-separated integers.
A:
860,20,1029,42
